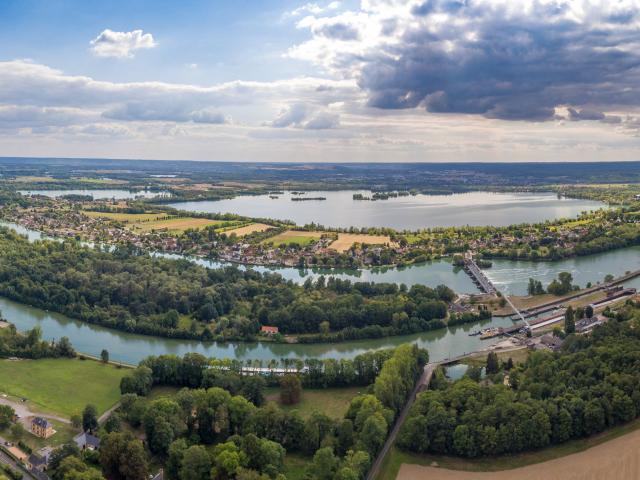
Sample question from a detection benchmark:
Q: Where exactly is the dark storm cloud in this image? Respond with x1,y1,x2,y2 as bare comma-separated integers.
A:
316,22,360,41
354,2,640,121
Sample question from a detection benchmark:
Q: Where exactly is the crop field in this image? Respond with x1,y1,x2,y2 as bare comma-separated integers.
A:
329,233,394,252
263,230,324,246
132,217,223,232
84,211,224,233
0,358,128,417
10,176,57,183
222,222,274,237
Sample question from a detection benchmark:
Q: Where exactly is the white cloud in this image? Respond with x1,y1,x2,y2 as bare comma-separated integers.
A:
90,29,157,58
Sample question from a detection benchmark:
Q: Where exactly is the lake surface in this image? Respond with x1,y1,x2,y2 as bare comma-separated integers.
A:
19,189,170,200
167,191,605,229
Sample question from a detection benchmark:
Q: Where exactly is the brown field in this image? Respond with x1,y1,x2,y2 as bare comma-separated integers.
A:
396,427,640,480
329,233,394,253
223,223,274,237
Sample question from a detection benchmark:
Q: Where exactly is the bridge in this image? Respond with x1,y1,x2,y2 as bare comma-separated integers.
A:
463,254,497,295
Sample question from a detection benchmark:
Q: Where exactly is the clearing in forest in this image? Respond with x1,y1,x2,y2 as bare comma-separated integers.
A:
329,233,394,253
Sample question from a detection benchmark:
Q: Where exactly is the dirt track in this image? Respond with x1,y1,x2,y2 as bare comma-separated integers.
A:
397,428,640,480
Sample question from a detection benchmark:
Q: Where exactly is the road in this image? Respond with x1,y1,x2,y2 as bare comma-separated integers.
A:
0,397,69,426
366,363,437,480
98,401,120,425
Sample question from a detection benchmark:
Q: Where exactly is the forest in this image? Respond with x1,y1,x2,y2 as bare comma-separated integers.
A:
398,300,640,458
0,228,485,343
41,345,426,480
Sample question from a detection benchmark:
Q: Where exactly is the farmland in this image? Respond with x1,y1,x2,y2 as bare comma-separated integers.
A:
329,233,394,252
84,211,225,233
263,230,324,246
222,222,274,237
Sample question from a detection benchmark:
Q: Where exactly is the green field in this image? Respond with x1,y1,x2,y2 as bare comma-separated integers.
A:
264,386,363,419
0,358,128,417
262,230,324,247
283,453,310,480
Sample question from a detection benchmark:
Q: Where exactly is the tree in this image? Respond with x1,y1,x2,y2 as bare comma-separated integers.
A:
101,349,109,363
0,405,14,430
585,305,594,319
241,376,266,406
564,307,575,334
10,422,24,439
279,375,302,405
485,352,499,375
166,439,188,480
311,447,338,480
100,432,149,480
70,414,82,429
179,446,212,480
82,404,98,432
104,413,121,433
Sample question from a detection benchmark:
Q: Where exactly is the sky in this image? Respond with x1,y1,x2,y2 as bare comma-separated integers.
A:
1,0,640,162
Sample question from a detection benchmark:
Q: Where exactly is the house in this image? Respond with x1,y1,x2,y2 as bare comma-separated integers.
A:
31,417,55,439
260,325,279,335
73,431,101,451
27,453,47,472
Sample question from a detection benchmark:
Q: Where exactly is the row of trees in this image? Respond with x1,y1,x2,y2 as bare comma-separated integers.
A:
120,349,399,398
398,307,640,457
0,321,75,359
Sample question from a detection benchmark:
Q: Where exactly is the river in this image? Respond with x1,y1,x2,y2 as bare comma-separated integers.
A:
1,221,638,365
167,190,605,229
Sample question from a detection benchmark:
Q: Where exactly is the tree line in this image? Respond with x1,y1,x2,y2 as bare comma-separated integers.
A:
398,302,640,458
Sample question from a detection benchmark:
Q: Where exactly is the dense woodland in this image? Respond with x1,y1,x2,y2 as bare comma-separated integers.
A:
0,228,486,342
398,300,640,458
0,318,75,359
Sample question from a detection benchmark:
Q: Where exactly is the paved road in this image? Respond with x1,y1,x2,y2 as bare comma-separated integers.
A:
366,363,437,480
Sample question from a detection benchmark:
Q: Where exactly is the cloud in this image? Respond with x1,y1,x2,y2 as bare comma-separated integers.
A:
290,0,640,121
269,103,340,129
90,29,157,58
287,1,341,17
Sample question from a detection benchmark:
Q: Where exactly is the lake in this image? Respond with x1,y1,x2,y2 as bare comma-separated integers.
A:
19,189,170,200
167,191,605,229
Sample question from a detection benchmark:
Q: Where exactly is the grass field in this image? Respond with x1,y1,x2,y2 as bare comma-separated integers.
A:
379,417,640,480
222,223,274,237
84,211,167,222
0,358,127,417
264,386,363,419
263,230,324,247
465,347,530,368
283,453,310,480
329,233,394,253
